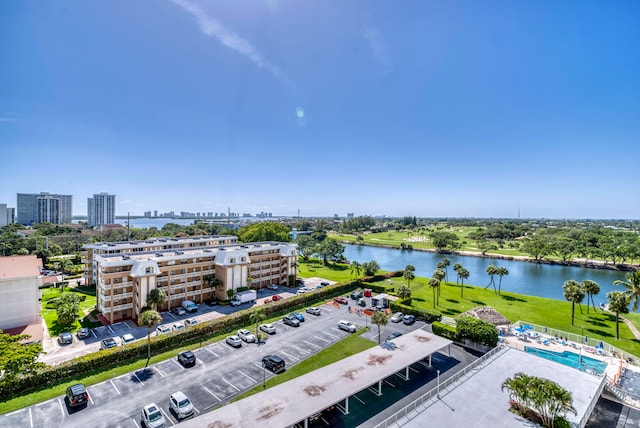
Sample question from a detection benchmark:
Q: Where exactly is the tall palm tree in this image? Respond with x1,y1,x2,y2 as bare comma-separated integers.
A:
138,309,163,367
397,284,411,302
496,267,509,296
403,269,415,288
580,280,600,314
350,261,363,280
250,310,266,342
437,258,450,283
562,280,585,326
429,277,440,308
453,263,463,284
458,267,470,298
614,271,640,312
147,288,167,312
433,269,444,300
371,310,389,344
485,265,498,293
608,291,630,340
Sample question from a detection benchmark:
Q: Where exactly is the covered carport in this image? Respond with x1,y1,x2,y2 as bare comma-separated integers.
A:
180,330,452,428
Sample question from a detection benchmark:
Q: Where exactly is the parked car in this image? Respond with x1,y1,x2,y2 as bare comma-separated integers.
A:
283,315,300,327
333,296,349,305
58,332,73,345
141,402,166,428
171,307,186,316
403,314,416,325
66,383,89,408
351,289,363,300
338,320,357,333
100,337,118,350
290,311,305,322
237,329,257,343
306,307,321,316
226,335,243,347
390,312,404,323
169,391,194,419
386,331,403,341
77,327,91,340
262,355,286,373
357,299,366,307
267,284,278,290
320,281,330,286
184,318,199,327
260,323,276,334
205,298,218,306
296,287,310,295
172,322,185,332
296,279,305,285
121,333,136,345
271,294,283,301
177,350,196,368
156,325,171,335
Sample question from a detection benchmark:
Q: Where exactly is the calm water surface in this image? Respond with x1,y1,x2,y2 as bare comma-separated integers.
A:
343,244,628,303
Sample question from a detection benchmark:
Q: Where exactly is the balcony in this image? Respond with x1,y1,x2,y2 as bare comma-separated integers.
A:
111,303,133,311
170,274,186,281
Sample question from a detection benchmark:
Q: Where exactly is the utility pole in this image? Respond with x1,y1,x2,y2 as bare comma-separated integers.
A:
127,212,131,241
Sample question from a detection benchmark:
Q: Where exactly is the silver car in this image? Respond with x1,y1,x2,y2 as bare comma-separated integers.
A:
259,323,276,334
169,391,194,419
390,312,404,323
141,402,166,428
226,335,242,347
237,329,256,343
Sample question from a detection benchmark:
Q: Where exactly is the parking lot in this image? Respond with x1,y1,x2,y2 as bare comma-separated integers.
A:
2,294,428,428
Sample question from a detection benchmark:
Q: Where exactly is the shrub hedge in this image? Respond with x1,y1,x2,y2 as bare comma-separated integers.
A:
389,301,442,324
455,316,499,347
431,321,458,341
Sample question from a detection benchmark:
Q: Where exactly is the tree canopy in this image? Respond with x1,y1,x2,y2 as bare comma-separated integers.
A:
238,222,290,243
0,331,45,383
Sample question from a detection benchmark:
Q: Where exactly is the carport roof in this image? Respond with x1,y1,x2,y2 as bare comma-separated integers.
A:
181,330,452,428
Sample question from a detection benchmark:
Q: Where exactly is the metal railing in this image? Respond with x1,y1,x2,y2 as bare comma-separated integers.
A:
373,345,508,428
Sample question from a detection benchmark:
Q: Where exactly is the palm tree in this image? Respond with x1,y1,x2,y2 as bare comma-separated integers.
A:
452,263,462,284
397,284,411,302
614,271,640,312
146,288,167,312
562,280,585,326
433,269,444,300
608,291,630,340
203,274,223,299
250,310,266,342
437,258,450,283
429,277,440,308
138,309,163,367
485,265,498,293
350,261,363,280
580,280,600,314
403,268,415,288
458,267,470,298
371,310,389,344
496,267,509,296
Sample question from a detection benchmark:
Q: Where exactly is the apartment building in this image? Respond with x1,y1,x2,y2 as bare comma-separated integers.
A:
82,236,298,323
17,192,73,225
87,192,116,227
0,255,42,330
0,203,16,227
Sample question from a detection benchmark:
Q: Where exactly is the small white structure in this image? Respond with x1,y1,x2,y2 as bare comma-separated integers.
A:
0,255,42,330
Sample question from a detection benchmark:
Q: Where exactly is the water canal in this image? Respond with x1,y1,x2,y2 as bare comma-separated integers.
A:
343,244,629,303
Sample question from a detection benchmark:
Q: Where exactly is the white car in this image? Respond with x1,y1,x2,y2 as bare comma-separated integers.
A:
237,329,257,343
156,325,171,335
259,323,276,334
226,335,242,347
267,284,278,290
184,318,199,327
173,322,185,331
169,391,194,420
121,333,136,345
390,312,404,323
296,287,311,295
141,402,166,428
338,320,357,333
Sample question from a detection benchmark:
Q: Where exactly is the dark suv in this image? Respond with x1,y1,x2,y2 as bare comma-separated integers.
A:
66,384,89,408
262,355,285,373
177,351,196,368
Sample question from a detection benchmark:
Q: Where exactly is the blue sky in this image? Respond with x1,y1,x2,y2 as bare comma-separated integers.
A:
1,0,639,219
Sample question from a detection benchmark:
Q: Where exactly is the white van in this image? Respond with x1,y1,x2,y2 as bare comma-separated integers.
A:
181,300,197,313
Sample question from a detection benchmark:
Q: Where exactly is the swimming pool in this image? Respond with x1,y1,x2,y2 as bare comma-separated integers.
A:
524,347,607,375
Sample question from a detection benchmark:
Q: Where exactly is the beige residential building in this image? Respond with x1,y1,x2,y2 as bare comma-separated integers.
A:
0,255,42,331
82,236,298,323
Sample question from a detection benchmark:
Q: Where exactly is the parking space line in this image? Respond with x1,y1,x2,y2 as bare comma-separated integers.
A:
280,350,298,362
154,366,166,378
202,386,221,402
205,347,218,356
131,419,140,428
384,380,395,388
323,331,338,339
5,409,26,416
91,329,97,338
108,325,115,334
193,404,200,414
353,394,366,405
133,372,144,384
303,340,321,349
222,377,241,392
87,391,94,405
238,370,257,383
160,408,175,426
29,408,33,428
313,335,330,343
110,380,121,395
36,398,55,406
253,362,265,371
290,344,310,355
58,398,65,416
409,367,419,374
171,359,184,369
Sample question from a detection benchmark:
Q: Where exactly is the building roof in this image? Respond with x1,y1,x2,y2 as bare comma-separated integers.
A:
458,306,511,326
181,330,452,428
0,255,42,280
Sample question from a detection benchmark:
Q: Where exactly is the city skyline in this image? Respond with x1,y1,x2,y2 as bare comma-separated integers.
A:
1,1,639,219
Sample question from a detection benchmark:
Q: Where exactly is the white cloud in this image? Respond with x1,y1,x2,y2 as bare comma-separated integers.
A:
362,26,392,73
170,0,291,85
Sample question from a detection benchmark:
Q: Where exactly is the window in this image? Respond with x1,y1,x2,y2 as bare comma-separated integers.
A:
145,267,154,274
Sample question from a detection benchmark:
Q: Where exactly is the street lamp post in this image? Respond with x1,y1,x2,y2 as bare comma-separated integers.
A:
263,364,266,389
436,369,440,398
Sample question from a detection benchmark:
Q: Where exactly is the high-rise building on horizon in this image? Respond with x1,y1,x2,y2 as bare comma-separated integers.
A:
17,192,73,225
0,204,16,227
88,192,116,227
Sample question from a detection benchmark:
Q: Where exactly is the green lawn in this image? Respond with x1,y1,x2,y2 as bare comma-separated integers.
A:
234,329,375,401
40,286,102,336
297,258,356,282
